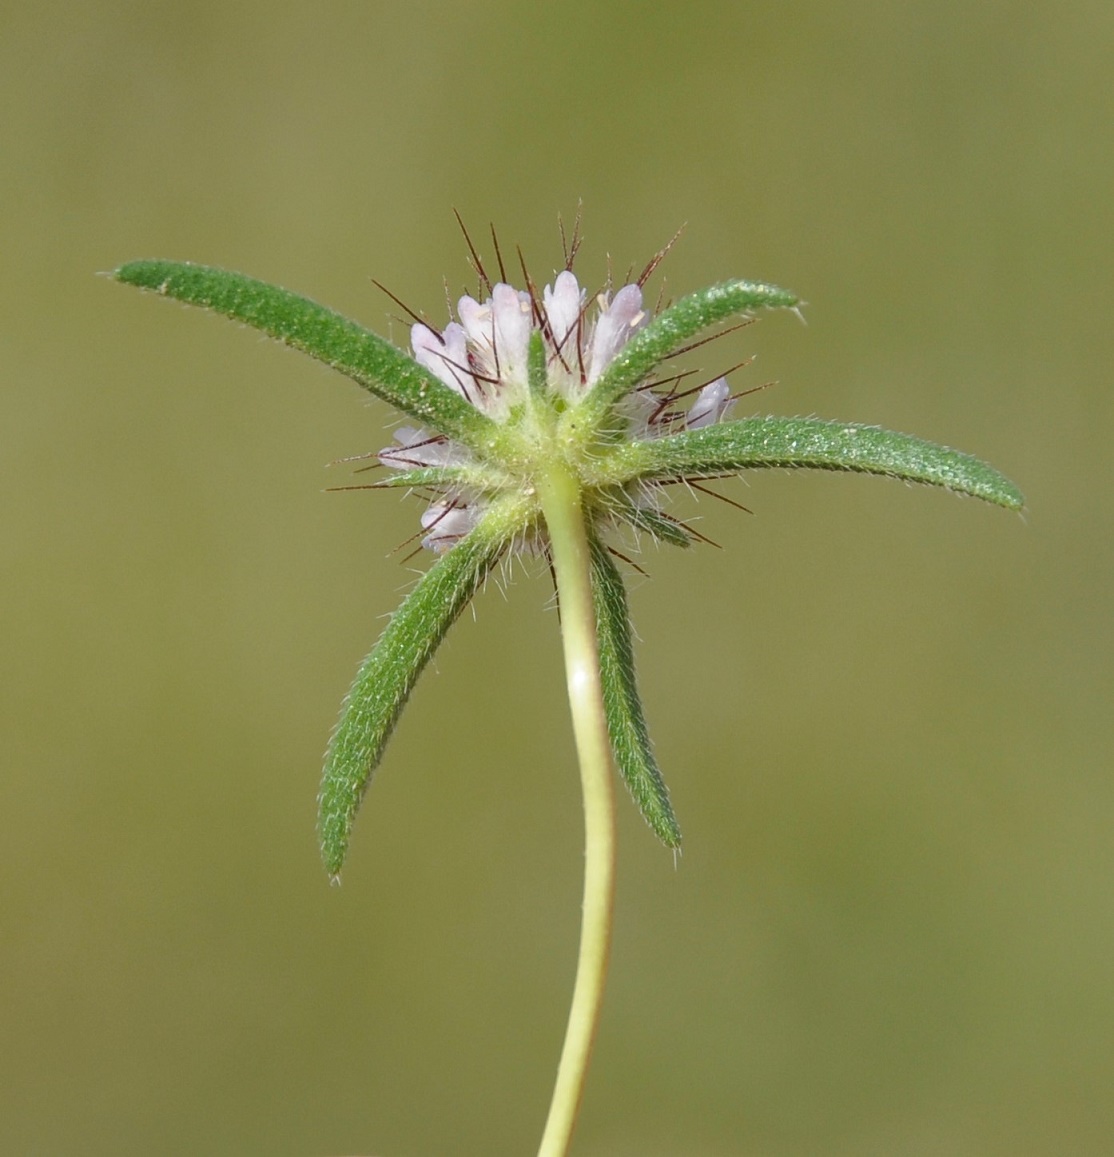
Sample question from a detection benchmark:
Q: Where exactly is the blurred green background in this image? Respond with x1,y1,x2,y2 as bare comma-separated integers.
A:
3,1,1111,1154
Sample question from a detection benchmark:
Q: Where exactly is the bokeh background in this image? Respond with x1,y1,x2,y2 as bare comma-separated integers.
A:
3,1,1111,1154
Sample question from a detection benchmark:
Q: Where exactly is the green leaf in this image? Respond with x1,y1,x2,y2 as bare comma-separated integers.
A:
583,279,799,420
610,417,1025,510
319,529,506,879
114,260,491,445
589,537,681,848
359,462,516,494
357,466,475,491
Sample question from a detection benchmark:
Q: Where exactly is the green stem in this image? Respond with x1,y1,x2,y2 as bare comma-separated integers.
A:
535,463,618,1157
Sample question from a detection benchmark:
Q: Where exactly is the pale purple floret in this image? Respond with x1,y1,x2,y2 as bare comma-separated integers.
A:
411,322,472,401
420,502,480,551
378,425,459,469
456,284,533,412
489,283,533,386
543,270,584,351
587,284,647,386
685,377,732,429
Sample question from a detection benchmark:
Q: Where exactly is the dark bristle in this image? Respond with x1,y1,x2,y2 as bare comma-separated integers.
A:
662,512,720,549
729,379,777,404
637,224,685,288
605,544,650,578
372,279,438,337
548,329,574,376
668,359,756,406
437,351,500,388
453,208,492,296
490,223,508,284
646,368,701,424
516,245,547,331
487,308,502,380
390,432,449,453
575,300,588,383
687,480,753,515
666,319,757,360
559,204,584,271
641,367,700,395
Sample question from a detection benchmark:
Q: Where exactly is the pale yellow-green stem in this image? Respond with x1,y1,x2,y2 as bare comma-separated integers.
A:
534,461,618,1157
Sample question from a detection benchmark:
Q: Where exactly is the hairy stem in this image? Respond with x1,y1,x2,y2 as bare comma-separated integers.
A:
535,463,618,1157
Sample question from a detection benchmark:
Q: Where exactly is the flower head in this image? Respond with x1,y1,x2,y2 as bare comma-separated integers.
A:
377,267,755,553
